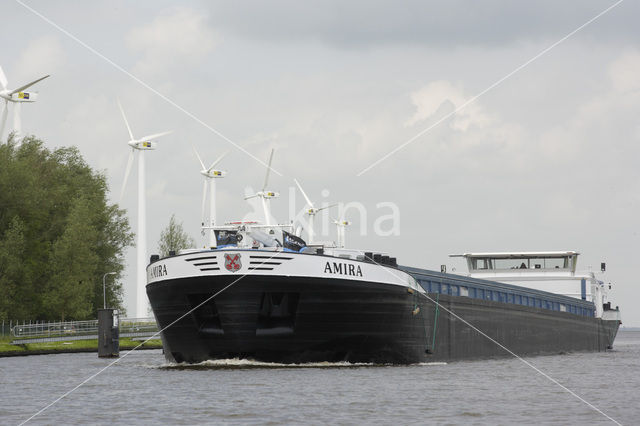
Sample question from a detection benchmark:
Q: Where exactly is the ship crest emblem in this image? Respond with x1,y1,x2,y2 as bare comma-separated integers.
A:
224,253,242,272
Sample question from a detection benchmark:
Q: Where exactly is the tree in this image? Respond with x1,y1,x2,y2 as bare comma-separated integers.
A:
0,135,134,320
44,196,98,321
158,214,195,257
0,217,26,321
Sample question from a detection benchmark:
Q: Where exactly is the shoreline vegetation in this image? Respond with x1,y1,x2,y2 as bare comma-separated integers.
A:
0,336,162,357
1,137,134,323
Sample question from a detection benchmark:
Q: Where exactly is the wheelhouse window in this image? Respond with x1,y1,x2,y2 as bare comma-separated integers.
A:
543,257,569,269
494,258,529,270
468,255,572,272
470,258,493,270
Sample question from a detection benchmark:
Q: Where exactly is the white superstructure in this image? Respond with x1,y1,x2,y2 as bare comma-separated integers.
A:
452,251,617,319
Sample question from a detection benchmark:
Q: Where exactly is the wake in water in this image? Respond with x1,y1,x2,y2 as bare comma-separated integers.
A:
155,358,375,370
149,358,448,370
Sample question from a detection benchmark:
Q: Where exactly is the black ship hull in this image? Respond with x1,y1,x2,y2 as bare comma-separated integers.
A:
147,274,619,364
148,275,430,364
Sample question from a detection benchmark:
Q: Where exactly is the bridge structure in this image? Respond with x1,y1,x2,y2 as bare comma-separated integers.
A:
10,317,159,344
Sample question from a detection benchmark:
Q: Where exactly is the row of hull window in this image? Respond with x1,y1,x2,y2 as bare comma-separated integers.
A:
418,280,593,317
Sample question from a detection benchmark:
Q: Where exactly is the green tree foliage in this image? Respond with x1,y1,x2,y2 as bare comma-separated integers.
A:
44,197,98,321
158,214,195,257
0,135,134,321
0,217,26,321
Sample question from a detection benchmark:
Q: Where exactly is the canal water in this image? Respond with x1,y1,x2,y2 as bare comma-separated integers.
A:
1,330,639,425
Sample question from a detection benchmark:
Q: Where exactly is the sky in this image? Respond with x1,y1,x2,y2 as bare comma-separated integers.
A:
2,0,639,325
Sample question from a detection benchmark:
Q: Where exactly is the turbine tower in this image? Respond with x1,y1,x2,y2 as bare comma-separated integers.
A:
294,178,337,244
118,100,171,318
245,149,279,226
0,65,49,142
194,147,227,248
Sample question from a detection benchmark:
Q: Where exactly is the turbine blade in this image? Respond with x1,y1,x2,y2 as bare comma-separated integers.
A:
140,130,172,141
193,146,206,170
294,178,314,207
208,151,228,171
0,101,7,140
316,203,338,212
262,148,274,191
0,66,7,90
10,74,49,95
10,74,50,95
201,180,208,225
244,194,259,200
117,99,135,141
119,149,135,203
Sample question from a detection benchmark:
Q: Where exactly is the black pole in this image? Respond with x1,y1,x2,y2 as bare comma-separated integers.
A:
98,309,119,358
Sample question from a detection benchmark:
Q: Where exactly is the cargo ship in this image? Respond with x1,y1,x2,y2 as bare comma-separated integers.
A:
146,156,621,364
147,226,621,364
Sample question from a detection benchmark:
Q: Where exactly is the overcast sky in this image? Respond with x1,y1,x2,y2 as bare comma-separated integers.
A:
3,0,639,325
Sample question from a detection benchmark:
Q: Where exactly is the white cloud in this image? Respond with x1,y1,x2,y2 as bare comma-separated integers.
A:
608,50,640,93
13,35,64,83
540,51,640,165
399,80,527,174
127,7,217,77
405,80,492,131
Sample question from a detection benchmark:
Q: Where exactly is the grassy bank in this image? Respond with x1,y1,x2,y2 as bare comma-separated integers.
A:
0,336,162,357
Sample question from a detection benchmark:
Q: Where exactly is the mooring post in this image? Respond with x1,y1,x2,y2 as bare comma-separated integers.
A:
98,309,119,358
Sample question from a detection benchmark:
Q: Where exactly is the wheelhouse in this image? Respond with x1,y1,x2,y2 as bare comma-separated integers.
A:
453,251,579,274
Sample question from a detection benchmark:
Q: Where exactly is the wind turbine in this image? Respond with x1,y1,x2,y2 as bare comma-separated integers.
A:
294,178,337,244
332,217,351,248
0,65,49,142
117,100,171,318
194,147,227,248
245,148,279,226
